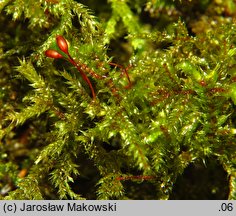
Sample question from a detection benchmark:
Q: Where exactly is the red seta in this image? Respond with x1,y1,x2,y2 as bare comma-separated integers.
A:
45,35,132,99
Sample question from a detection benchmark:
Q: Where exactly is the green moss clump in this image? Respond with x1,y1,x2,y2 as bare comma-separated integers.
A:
0,0,236,199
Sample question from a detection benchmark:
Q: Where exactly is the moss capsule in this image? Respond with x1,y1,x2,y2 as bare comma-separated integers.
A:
45,49,63,59
56,35,69,55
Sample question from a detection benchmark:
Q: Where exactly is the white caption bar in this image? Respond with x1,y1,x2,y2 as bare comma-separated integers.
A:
0,200,235,216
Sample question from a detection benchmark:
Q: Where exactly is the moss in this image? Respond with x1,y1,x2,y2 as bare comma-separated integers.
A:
0,0,236,200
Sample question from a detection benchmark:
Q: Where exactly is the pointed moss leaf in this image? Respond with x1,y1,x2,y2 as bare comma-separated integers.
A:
228,83,236,105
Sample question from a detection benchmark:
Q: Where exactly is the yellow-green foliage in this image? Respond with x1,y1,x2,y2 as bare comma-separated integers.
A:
1,0,236,199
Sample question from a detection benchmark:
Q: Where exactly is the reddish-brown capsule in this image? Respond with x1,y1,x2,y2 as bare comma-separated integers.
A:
45,49,63,59
56,35,69,55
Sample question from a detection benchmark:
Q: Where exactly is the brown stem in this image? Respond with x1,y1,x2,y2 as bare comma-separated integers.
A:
109,62,132,88
70,56,120,98
67,54,96,100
